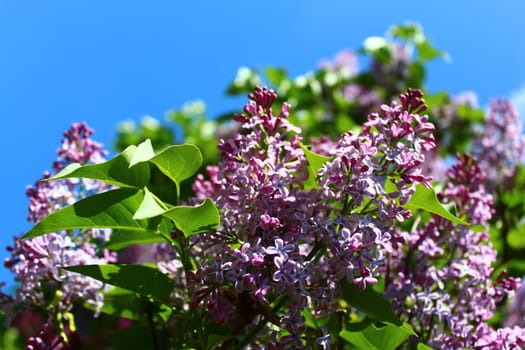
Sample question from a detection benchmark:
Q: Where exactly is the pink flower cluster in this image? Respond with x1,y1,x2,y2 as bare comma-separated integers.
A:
385,154,525,349
191,87,436,347
473,99,525,191
4,123,115,323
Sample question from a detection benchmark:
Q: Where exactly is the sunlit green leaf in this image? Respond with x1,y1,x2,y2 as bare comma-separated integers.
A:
389,23,423,42
300,143,331,190
340,320,413,350
49,145,150,188
127,139,155,167
417,40,446,62
133,188,166,220
23,188,151,239
163,199,220,237
406,184,469,225
150,144,202,187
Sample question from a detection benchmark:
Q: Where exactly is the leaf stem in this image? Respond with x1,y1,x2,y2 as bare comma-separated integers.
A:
147,306,160,350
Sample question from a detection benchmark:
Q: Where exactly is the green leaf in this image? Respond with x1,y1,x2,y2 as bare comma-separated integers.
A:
163,199,220,237
91,287,172,322
150,144,202,187
101,230,168,251
340,329,375,349
417,343,433,350
49,145,150,188
495,259,525,281
300,143,331,190
389,23,423,42
23,188,152,239
406,61,426,88
456,104,485,122
64,264,173,301
265,67,288,87
362,36,393,64
340,321,412,350
133,188,166,220
301,308,320,330
507,222,525,249
127,139,155,167
342,281,403,326
417,40,446,62
146,165,180,206
406,184,469,225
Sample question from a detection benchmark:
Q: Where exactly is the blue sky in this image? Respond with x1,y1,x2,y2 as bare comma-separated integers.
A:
1,1,524,286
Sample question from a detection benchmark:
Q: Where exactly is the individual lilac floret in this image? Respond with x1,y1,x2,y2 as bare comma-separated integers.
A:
385,154,525,349
5,123,115,321
472,99,525,191
191,87,436,347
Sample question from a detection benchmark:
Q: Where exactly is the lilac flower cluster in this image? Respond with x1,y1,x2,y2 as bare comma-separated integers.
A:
314,89,435,296
191,87,315,346
385,154,525,349
191,87,436,347
472,99,525,191
4,123,115,325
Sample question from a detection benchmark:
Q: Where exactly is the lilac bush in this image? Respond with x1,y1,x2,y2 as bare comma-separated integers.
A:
3,24,525,348
3,84,525,349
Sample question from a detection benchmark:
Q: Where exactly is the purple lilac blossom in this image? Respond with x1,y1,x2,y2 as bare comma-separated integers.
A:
318,49,359,77
472,99,525,191
191,87,436,347
4,123,116,323
385,154,525,349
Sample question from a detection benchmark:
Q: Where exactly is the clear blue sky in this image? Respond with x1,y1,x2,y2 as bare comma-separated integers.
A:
1,1,524,287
